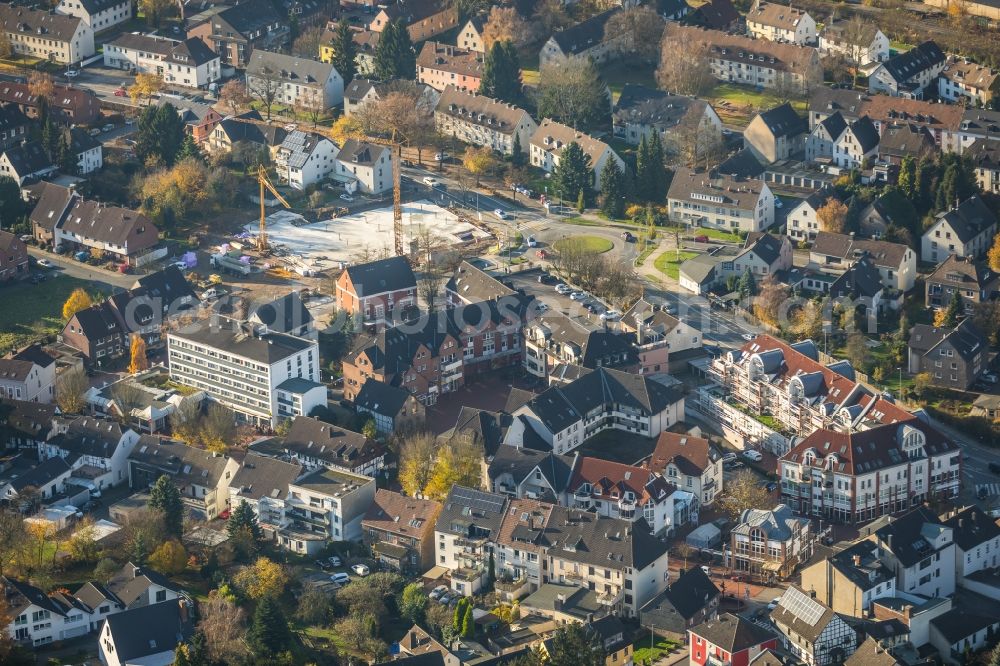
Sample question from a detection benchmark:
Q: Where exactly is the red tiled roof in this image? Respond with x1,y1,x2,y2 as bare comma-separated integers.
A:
569,456,675,505
738,335,860,408
648,432,712,477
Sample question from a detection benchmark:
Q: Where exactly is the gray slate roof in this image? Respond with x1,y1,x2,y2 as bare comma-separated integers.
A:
344,256,417,297
103,600,194,662
248,49,336,85
436,485,508,538
230,452,303,502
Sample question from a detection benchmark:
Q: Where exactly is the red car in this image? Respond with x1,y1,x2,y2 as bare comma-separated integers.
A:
114,87,127,97
536,249,547,259
694,235,709,243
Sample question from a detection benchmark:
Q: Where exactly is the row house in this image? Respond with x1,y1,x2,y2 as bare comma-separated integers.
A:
966,138,1000,194
274,130,338,190
228,453,304,539
353,378,426,436
362,489,441,573
0,81,100,127
187,0,287,68
809,231,916,292
435,485,508,596
417,42,483,93
0,397,57,452
504,366,685,455
0,4,94,64
487,445,576,503
779,420,961,524
524,313,635,380
251,415,386,478
731,504,812,582
818,20,889,66
770,586,857,666
0,104,30,151
666,168,775,233
62,302,128,365
56,0,131,31
924,255,999,312
2,577,90,647
688,613,778,666
869,41,946,99
343,294,530,405
612,84,724,159
938,57,1000,107
540,9,625,67
445,260,515,307
746,1,816,45
434,86,538,157
530,119,625,191
744,102,808,164
920,195,998,264
952,107,1000,153
639,567,720,639
103,33,221,89
942,505,1000,579
335,255,417,328
369,0,458,44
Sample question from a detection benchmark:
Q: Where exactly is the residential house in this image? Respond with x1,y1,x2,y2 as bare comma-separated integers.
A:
53,198,160,265
282,467,375,552
780,419,961,523
688,613,778,666
664,24,822,93
924,254,1000,314
0,4,94,64
0,397,57,451
205,115,287,154
187,0,287,67
656,0,690,21
965,138,1000,194
972,393,1000,419
335,139,393,194
0,454,73,508
127,437,239,520
666,168,775,233
487,445,576,502
639,567,720,639
877,123,936,166
530,119,625,191
856,190,916,239
928,610,1000,666
786,188,834,242
41,416,141,490
833,116,880,170
67,127,102,175
98,600,193,666
445,260,515,307
167,320,324,427
247,50,343,110
417,42,483,92
806,111,848,165
0,104,30,151
362,489,441,572
612,84,723,159
265,414,386,478
939,56,1000,107
908,320,989,390
109,266,200,346
61,302,128,365
523,313,635,380
435,86,538,157
248,291,312,337
589,616,634,666
0,81,100,126
163,99,223,144
687,0,740,31
746,2,816,45
744,103,808,164
942,505,1000,579
84,374,199,434
819,21,889,65
227,453,304,538
0,141,55,185
0,231,28,283
539,9,624,67
828,254,888,317
770,586,857,666
342,78,384,116
457,16,485,52
56,0,131,32
343,295,529,403
274,130,338,190
868,506,957,598
953,107,1000,153
2,577,90,646
103,33,221,89
435,485,508,595
730,505,812,581
869,41,946,99
335,255,417,328
0,344,55,403
353,378,426,436
441,406,513,457
369,0,458,43
620,298,703,376
505,366,685,455
921,195,998,263
870,594,953,649
810,231,917,291
800,539,896,617
647,431,723,507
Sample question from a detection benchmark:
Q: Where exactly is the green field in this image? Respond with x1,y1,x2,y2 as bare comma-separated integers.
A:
693,227,744,243
653,250,698,280
554,235,614,254
0,275,108,353
633,633,681,664
599,61,658,103
704,83,807,126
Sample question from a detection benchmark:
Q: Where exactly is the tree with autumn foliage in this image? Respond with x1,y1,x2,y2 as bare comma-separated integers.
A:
129,72,164,105
462,146,497,186
398,432,437,497
753,276,789,328
128,333,148,374
934,289,963,328
720,470,776,520
219,79,251,114
62,288,93,320
816,198,849,233
988,232,1000,272
423,439,483,500
234,556,289,600
149,539,188,574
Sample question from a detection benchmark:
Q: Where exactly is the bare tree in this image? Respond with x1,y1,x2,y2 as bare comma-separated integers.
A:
291,24,324,58
482,6,530,49
657,32,714,96
198,593,250,663
720,470,776,521
55,368,89,414
0,509,25,577
605,6,665,62
667,116,725,169
110,381,145,429
219,80,251,115
531,0,570,40
247,66,282,121
356,83,436,163
295,86,327,127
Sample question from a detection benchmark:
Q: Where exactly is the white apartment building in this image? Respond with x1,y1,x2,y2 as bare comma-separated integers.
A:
167,321,325,428
3,577,89,647
435,485,509,596
103,34,221,89
282,468,375,554
0,5,95,64
335,139,393,194
666,168,775,233
810,231,917,292
435,86,538,156
870,506,957,599
746,2,817,45
228,453,304,537
247,49,344,111
56,0,131,32
648,432,724,507
529,119,624,191
275,130,338,190
942,506,1000,580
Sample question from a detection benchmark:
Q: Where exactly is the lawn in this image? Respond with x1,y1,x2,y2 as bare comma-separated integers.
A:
693,227,744,244
598,61,658,103
653,250,698,280
0,275,109,353
553,235,614,254
633,633,681,664
704,83,807,126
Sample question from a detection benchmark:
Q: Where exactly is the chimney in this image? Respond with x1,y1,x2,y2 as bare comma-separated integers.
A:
555,594,564,611
178,599,189,623
885,534,893,551
852,554,861,566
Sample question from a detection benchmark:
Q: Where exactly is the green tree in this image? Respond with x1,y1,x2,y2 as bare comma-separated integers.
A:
57,135,76,174
135,102,186,166
331,20,358,85
940,288,963,327
634,134,652,202
247,596,291,657
453,598,469,632
173,644,192,666
936,162,959,212
547,623,604,666
374,19,415,80
461,603,474,637
362,419,377,439
553,142,591,203
914,156,932,213
898,155,916,199
480,40,520,102
600,157,625,219
148,475,184,537
399,583,428,625
0,176,28,229
511,132,525,167
488,551,496,586
738,268,756,299
176,133,201,163
576,188,585,213
227,499,262,541
648,131,668,202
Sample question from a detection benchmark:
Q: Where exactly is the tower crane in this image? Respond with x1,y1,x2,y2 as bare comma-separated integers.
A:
358,134,403,257
256,164,290,254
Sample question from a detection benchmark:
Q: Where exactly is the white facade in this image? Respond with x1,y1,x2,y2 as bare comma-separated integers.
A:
833,126,877,170
40,426,140,490
334,143,393,194
747,5,816,45
0,359,55,403
102,36,221,89
666,180,775,233
285,470,376,547
8,600,89,647
77,142,102,175
529,123,625,191
661,456,723,507
56,0,131,32
818,27,889,66
921,215,997,264
0,9,95,64
275,133,338,190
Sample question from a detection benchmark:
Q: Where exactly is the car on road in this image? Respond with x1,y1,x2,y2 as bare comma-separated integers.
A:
741,333,755,341
102,123,114,133
88,128,100,137
493,208,509,220
767,597,781,610
330,572,350,584
694,235,709,243
743,450,763,462
422,176,439,187
990,462,1000,474
621,231,634,242
536,302,549,312
434,152,449,161
351,564,370,576
36,259,52,268
340,193,354,202
526,235,537,247
65,69,79,78
570,292,587,301
721,452,738,463
600,310,620,321
536,249,548,259
555,283,571,294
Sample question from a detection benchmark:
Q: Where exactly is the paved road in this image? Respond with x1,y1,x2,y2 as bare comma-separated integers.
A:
29,249,136,289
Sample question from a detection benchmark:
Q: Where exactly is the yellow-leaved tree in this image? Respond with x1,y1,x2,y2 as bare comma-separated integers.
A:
149,539,188,575
422,439,483,500
62,288,93,320
398,432,438,497
988,232,1000,272
330,114,364,145
129,72,164,105
234,556,288,599
462,146,497,186
128,333,148,375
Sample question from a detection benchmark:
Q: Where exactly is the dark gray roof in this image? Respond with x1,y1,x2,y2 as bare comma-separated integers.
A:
2,576,68,618
881,41,945,85
550,8,620,55
170,320,314,364
743,232,784,266
215,117,287,146
654,567,720,620
908,320,987,361
689,0,739,29
338,139,388,167
942,505,1000,551
1,140,53,178
933,195,997,243
873,506,948,567
73,581,120,612
106,562,181,608
930,609,1000,645
103,601,194,662
487,445,576,493
733,504,806,541
107,33,218,66
690,613,776,652
133,266,199,306
443,406,512,456
446,261,514,303
717,148,765,179
0,4,83,43
0,397,56,444
277,415,378,468
52,417,127,460
344,256,416,297
230,452,302,501
2,455,71,492
355,378,411,419
809,88,866,121
755,102,807,139
60,198,157,249
848,116,879,153
128,437,233,488
830,255,883,300
212,0,282,36
68,302,126,345
436,485,508,538
543,505,667,570
250,291,312,334
528,313,635,370
0,102,29,133
613,84,706,133
825,540,894,592
248,49,335,86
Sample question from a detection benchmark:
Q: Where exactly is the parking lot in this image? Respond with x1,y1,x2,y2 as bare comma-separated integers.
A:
503,267,615,329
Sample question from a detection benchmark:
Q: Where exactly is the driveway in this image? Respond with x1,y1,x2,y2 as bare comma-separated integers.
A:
29,250,135,289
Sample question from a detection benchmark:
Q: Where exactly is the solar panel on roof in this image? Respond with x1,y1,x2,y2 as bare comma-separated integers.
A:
780,587,826,625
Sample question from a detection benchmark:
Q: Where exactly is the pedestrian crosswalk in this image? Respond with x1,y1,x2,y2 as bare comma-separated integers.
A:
976,483,1000,497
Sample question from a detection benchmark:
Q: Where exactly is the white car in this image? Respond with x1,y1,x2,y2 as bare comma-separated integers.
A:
36,259,52,268
555,284,571,294
570,292,587,301
434,152,449,161
721,452,738,463
494,208,509,220
600,310,620,321
201,287,222,300
423,177,439,187
743,450,763,462
330,572,350,584
340,193,354,202
536,302,550,312
774,199,783,209
701,565,711,576
351,564,370,577
526,235,537,248
328,555,342,567
767,597,781,610
170,261,188,271
741,333,755,341
429,585,447,600
64,69,79,78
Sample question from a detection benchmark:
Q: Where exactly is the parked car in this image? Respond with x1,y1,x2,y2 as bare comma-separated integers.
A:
434,151,449,161
555,284,571,294
351,564,370,576
743,450,763,462
102,123,114,133
493,208,508,220
694,235,709,243
767,597,781,610
764,481,778,492
88,128,100,137
328,555,342,567
429,585,447,600
74,251,90,262
984,372,998,384
170,260,188,271
422,176,439,187
437,592,452,605
316,560,333,571
600,310,620,321
36,259,52,268
340,193,354,202
570,292,587,301
741,333,755,341
330,572,350,584
19,234,32,243
65,69,79,78
201,287,222,300
526,235,537,247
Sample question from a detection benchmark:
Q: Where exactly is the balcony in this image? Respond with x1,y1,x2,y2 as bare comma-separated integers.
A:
441,359,462,372
495,576,529,595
